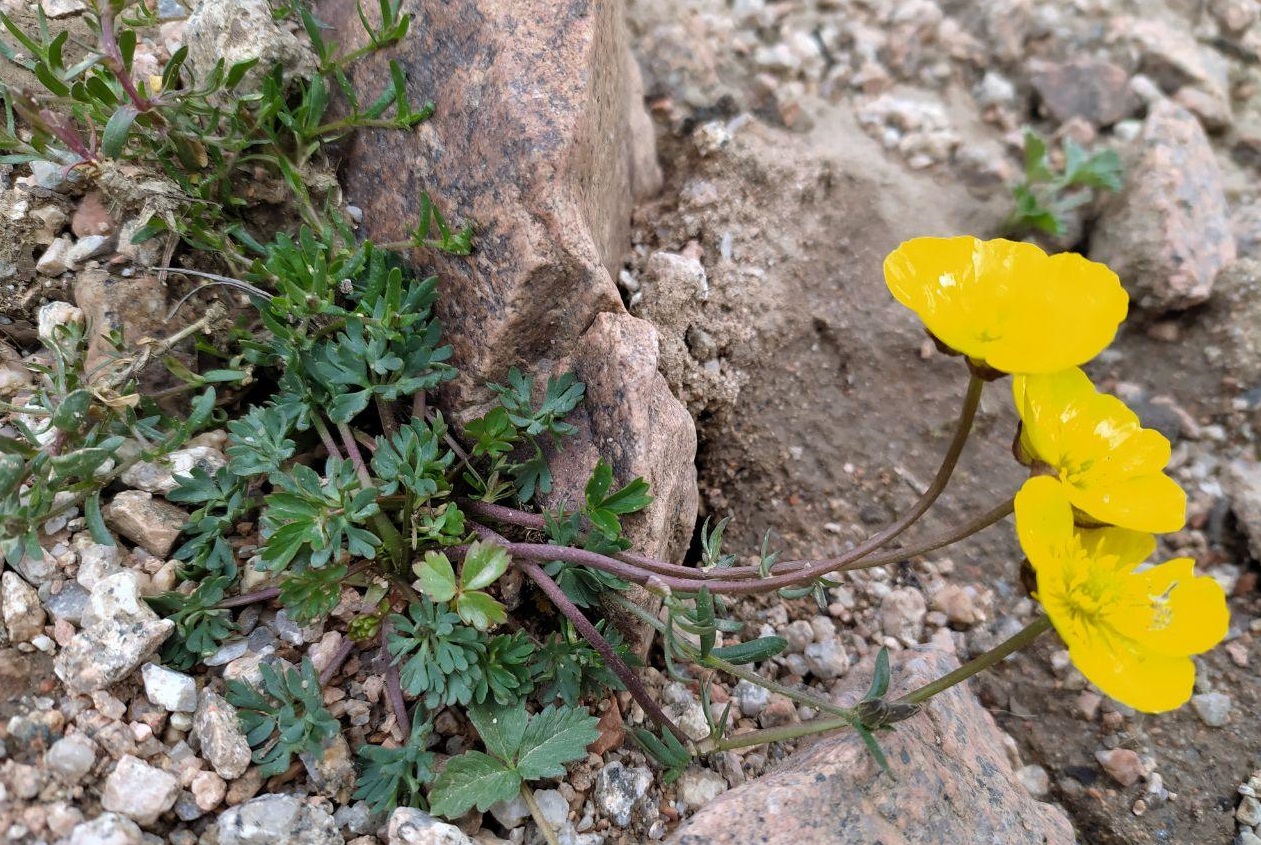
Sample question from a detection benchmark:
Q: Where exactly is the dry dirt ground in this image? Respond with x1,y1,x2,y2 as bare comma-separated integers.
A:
623,0,1261,843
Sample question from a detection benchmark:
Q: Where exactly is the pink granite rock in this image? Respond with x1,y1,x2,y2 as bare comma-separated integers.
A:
669,637,1075,845
1091,100,1235,314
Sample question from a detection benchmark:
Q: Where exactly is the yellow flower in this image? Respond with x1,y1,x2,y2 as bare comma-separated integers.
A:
1013,367,1186,533
883,236,1128,374
1015,477,1228,713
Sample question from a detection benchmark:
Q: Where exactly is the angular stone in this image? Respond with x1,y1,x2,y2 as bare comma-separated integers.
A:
676,768,728,812
194,689,252,780
544,312,699,651
67,813,144,845
322,0,662,408
216,794,342,845
594,761,652,827
299,734,356,802
36,236,73,276
387,807,475,845
1091,101,1235,314
319,0,687,651
880,587,927,644
668,639,1074,845
100,754,180,827
142,662,198,712
66,234,115,266
1226,459,1261,561
1029,58,1138,127
37,300,85,345
1190,691,1231,727
75,538,124,590
104,490,188,557
46,734,97,783
1095,748,1143,787
54,572,173,692
74,270,192,399
191,770,227,811
121,445,228,495
72,191,118,238
1120,17,1230,109
2,570,45,642
185,0,317,97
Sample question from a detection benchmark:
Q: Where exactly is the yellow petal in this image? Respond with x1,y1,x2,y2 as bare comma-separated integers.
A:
1012,369,1095,466
1077,526,1156,571
1111,558,1230,657
1014,477,1075,570
1065,472,1187,534
884,238,1127,374
973,241,1127,374
1065,628,1196,713
883,236,990,357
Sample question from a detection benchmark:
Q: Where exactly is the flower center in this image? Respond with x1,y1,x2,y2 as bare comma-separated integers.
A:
1060,553,1123,624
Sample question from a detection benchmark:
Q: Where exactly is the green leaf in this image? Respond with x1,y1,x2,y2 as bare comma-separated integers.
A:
50,389,92,432
1022,128,1053,183
84,490,115,547
101,105,138,158
710,636,787,665
467,701,527,761
428,752,520,818
455,591,506,631
863,647,891,701
695,586,715,660
414,551,457,603
0,453,26,500
461,540,510,591
515,704,600,781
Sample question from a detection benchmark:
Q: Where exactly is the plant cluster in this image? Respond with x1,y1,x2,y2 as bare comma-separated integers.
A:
1005,128,1123,239
0,0,468,268
0,2,1233,837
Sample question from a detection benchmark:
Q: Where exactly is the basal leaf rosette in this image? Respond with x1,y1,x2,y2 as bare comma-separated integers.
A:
883,236,1128,375
1013,367,1186,533
1015,477,1228,713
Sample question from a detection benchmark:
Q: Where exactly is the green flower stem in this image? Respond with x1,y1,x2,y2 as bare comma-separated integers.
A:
607,592,855,720
896,615,1053,706
698,616,1054,754
703,654,854,719
701,714,855,754
521,783,562,845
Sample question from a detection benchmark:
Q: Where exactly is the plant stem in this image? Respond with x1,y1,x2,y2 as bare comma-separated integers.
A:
317,637,356,686
337,420,407,573
216,587,280,609
380,617,411,743
468,495,1012,583
310,414,344,462
700,714,855,753
896,615,1053,706
337,421,374,487
521,783,562,845
467,373,987,592
515,554,690,745
607,592,855,721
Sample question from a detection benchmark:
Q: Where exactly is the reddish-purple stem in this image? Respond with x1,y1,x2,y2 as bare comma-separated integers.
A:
516,553,689,744
216,586,280,609
380,618,411,742
317,637,356,686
